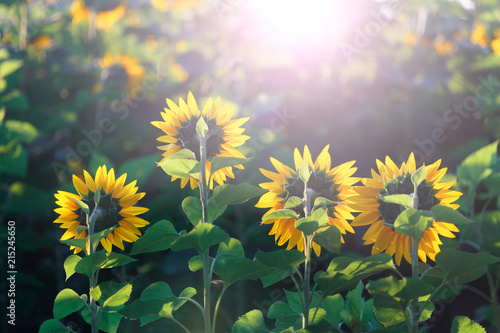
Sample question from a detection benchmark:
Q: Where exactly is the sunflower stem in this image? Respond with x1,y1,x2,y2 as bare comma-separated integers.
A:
198,133,212,333
86,209,100,333
409,236,421,333
212,286,226,332
302,181,313,329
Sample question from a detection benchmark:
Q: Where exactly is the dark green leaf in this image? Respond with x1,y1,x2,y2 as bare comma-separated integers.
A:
213,183,266,207
210,156,246,174
4,120,38,143
39,319,70,333
89,227,114,249
75,251,136,278
171,223,230,253
130,220,180,255
457,141,498,188
74,198,89,216
182,196,203,226
255,249,305,276
435,249,500,285
59,238,87,253
0,143,27,177
314,225,342,254
214,257,275,287
81,307,122,333
322,294,345,327
315,254,395,296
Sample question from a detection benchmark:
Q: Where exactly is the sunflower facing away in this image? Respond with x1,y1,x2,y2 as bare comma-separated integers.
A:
99,54,145,95
152,92,250,189
256,145,358,256
350,153,462,265
71,0,125,31
54,166,149,254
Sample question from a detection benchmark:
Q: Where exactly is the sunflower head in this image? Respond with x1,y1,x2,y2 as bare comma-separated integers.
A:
152,92,250,189
54,165,149,254
351,153,463,265
256,145,358,256
99,54,145,95
71,0,125,31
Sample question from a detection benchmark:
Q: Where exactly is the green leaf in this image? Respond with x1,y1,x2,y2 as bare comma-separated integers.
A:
171,223,230,253
322,294,345,327
284,196,303,209
59,238,87,253
260,270,289,288
411,165,427,187
394,208,435,239
262,209,298,222
0,59,22,78
159,152,201,179
340,282,364,328
81,307,122,333
214,257,275,287
39,319,70,333
4,120,38,143
196,117,209,137
63,255,82,281
53,289,86,320
457,141,498,188
217,238,245,259
182,196,203,226
431,205,472,225
118,154,159,186
74,198,89,216
435,249,500,285
367,277,433,327
103,284,133,308
313,197,338,210
268,301,301,332
130,220,180,255
188,255,203,272
314,225,342,254
255,249,305,276
210,156,247,174
232,309,269,333
314,254,395,297
378,194,412,207
89,227,114,249
451,316,486,333
75,251,136,278
295,208,329,235
213,183,266,207
285,289,323,314
298,162,311,182
0,143,27,177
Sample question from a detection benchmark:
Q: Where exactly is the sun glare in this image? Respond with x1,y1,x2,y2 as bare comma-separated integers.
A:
246,0,343,46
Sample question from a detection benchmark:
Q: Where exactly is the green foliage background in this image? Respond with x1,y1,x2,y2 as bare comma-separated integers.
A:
2,0,500,332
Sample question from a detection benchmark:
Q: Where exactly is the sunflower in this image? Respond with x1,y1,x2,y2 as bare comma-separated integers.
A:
71,0,125,31
350,153,462,265
256,145,358,256
152,92,250,189
54,165,149,254
99,54,145,95
151,0,201,12
470,22,490,48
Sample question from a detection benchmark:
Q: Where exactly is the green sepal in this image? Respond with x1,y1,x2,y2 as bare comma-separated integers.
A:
89,227,115,250
196,117,208,137
411,165,427,187
59,238,88,254
74,198,89,215
284,196,303,209
298,162,311,182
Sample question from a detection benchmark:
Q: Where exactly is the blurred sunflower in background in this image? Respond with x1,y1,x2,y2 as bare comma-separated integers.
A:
71,0,125,31
256,145,358,256
152,92,250,189
350,153,462,265
150,0,201,12
54,165,149,254
98,54,145,95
